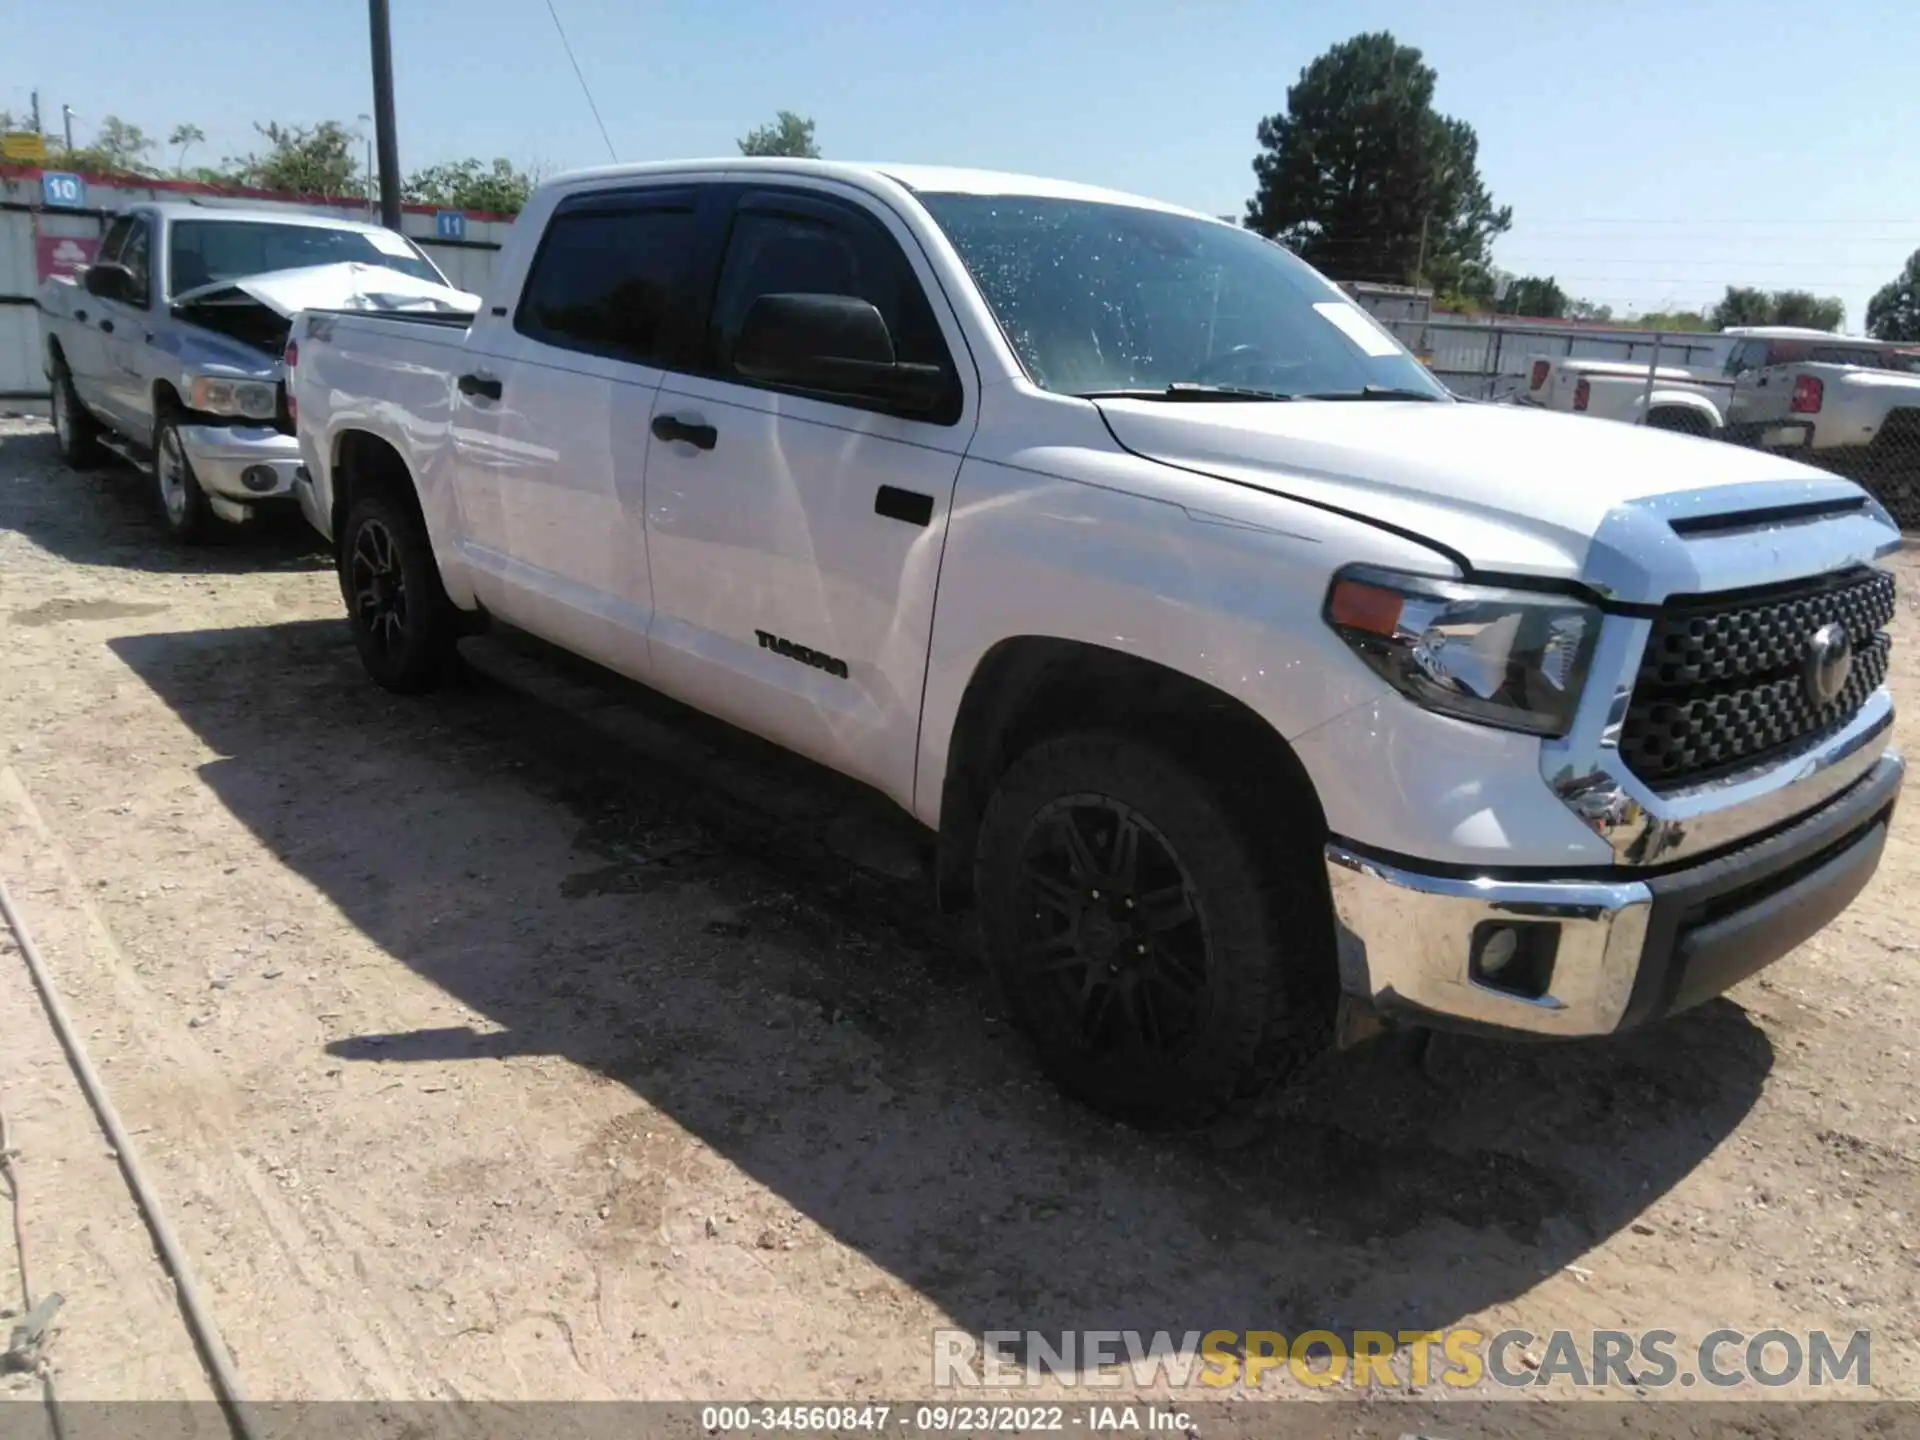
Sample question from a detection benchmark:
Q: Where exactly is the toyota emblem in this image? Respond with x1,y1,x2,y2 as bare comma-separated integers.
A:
1803,622,1853,707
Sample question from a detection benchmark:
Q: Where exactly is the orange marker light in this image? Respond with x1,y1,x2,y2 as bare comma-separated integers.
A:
1329,579,1405,636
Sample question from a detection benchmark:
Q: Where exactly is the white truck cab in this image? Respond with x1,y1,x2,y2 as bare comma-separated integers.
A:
288,160,1905,1126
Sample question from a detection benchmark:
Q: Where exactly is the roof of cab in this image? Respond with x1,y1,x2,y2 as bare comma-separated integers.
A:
536,157,1218,222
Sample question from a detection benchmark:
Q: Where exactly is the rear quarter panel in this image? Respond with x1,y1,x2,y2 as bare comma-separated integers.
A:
296,312,477,604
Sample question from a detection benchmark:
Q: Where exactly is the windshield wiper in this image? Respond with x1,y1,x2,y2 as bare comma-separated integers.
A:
1074,383,1294,402
1292,385,1446,402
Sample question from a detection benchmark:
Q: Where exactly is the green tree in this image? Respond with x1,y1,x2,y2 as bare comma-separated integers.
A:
1245,33,1510,290
1708,285,1843,332
1768,290,1844,331
167,123,206,176
1710,286,1773,329
1866,249,1920,342
58,115,156,176
1501,275,1568,318
1567,298,1615,323
1634,309,1715,332
737,111,820,158
405,157,538,215
225,120,359,197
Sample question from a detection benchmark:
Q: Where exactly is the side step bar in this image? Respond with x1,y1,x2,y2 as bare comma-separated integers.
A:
96,434,152,474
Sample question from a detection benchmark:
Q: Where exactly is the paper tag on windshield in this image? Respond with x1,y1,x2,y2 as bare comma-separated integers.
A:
366,229,417,258
1313,301,1402,358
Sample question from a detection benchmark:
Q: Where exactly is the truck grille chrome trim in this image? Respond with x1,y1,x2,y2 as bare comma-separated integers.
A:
1542,585,1897,869
1618,567,1896,789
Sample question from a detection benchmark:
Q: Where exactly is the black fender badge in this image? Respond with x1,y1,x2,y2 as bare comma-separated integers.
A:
754,630,849,679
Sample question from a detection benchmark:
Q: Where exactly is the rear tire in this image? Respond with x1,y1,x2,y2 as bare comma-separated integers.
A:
974,730,1333,1128
50,357,105,469
152,412,217,544
1646,409,1710,437
339,489,459,693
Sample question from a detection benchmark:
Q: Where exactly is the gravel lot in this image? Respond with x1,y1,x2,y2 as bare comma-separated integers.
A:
3,413,1919,1420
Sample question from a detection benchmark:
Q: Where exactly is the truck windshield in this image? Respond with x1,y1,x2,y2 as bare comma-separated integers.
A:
168,220,446,296
918,192,1449,402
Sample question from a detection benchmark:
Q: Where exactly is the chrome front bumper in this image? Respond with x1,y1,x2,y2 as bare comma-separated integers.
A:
1327,750,1905,1037
176,424,303,504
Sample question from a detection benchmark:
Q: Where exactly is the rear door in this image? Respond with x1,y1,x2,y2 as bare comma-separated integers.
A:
62,215,132,414
447,184,708,676
641,182,978,804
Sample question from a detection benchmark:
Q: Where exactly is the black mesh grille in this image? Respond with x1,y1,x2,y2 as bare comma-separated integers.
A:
1619,568,1896,790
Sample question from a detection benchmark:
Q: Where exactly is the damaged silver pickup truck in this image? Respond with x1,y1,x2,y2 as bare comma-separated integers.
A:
40,202,477,541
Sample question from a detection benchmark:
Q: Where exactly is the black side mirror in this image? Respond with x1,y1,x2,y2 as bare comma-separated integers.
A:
83,262,135,302
735,292,945,413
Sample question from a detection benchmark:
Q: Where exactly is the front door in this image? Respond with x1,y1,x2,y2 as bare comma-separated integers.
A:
448,184,705,677
95,214,157,436
642,183,978,804
62,215,133,416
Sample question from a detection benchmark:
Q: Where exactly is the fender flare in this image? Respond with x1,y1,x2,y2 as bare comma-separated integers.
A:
1633,389,1725,429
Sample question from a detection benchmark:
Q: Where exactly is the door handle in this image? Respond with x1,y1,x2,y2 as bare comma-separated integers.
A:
99,319,115,334
74,308,87,322
457,372,502,400
874,484,934,526
651,414,717,450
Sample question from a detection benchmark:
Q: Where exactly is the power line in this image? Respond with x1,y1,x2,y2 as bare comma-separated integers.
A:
542,0,617,162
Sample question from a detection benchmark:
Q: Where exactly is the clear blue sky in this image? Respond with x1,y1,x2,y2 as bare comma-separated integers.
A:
8,0,1918,328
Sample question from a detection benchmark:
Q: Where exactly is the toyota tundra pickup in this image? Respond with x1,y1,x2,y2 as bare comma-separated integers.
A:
287,160,1906,1127
41,201,476,541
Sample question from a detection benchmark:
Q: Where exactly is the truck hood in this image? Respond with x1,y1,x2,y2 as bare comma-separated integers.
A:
1096,397,1889,599
173,262,480,318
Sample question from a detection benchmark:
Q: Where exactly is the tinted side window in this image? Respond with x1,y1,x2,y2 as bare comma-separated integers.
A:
97,216,134,265
707,202,952,387
514,200,696,364
117,219,153,307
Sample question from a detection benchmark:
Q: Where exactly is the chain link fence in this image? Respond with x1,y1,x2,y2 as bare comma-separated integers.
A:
1378,314,1920,530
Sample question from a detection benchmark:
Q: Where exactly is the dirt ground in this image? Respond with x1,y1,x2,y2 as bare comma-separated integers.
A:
3,412,1919,1417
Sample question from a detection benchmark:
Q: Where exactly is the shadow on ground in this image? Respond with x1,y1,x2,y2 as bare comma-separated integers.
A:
0,428,327,575
102,612,1775,1350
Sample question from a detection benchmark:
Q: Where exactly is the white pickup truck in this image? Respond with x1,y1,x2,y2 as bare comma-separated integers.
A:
1719,330,1920,490
1521,355,1730,434
288,160,1906,1127
40,201,476,541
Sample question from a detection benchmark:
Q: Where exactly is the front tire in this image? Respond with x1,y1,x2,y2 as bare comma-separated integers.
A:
152,412,217,543
50,357,105,469
975,731,1332,1127
339,490,459,693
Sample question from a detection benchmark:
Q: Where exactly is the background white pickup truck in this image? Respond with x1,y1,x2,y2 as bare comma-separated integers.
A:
1718,329,1920,481
1521,354,1731,434
289,159,1905,1127
39,201,474,541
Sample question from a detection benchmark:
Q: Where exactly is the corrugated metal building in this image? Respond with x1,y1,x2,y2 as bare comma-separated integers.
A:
1,166,508,400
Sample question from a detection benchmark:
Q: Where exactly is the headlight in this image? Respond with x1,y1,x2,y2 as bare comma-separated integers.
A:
1324,565,1598,737
187,375,279,421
